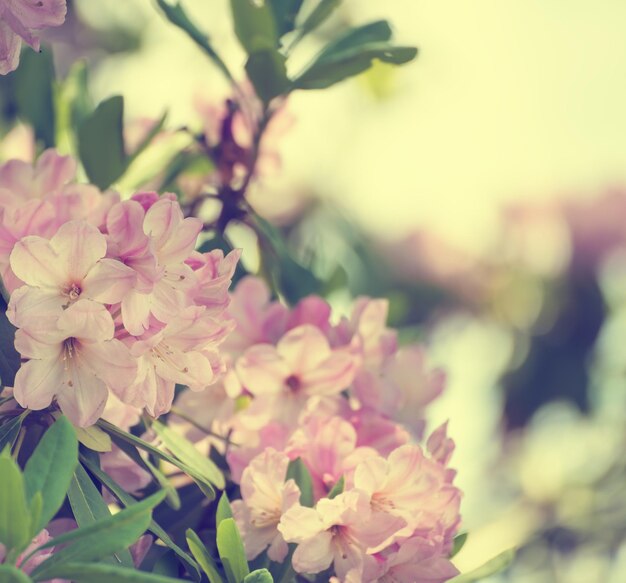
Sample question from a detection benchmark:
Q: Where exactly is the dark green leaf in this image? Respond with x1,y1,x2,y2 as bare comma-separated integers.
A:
449,549,515,582
298,0,341,36
13,47,56,147
79,454,201,582
37,562,184,583
450,532,468,558
285,458,313,507
244,569,273,583
78,95,127,189
0,564,33,583
0,412,28,453
319,20,392,55
0,295,20,389
216,518,249,583
24,416,78,534
216,492,233,526
0,449,31,552
245,50,290,103
230,0,278,54
186,529,223,583
269,0,304,37
67,463,133,567
327,475,344,499
30,491,165,581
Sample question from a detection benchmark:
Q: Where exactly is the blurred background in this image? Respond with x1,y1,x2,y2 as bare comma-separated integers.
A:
6,0,626,580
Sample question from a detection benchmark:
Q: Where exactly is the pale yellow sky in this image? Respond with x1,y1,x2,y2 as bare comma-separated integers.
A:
82,0,626,252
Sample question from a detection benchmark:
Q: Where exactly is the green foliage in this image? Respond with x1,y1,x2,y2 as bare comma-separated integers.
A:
244,569,273,583
216,492,234,526
216,518,249,583
37,563,184,582
245,50,290,104
450,549,516,582
77,95,126,189
327,475,344,499
0,412,28,452
24,416,78,534
186,529,223,583
298,0,342,37
0,564,33,583
0,449,33,554
285,458,314,507
450,532,468,558
269,0,304,38
230,0,279,54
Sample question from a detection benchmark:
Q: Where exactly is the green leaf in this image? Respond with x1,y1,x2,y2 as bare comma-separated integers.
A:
216,518,249,583
450,532,468,558
0,449,32,553
186,529,223,583
67,463,134,567
75,424,112,452
79,454,201,582
152,419,225,490
0,294,21,389
293,20,417,90
77,95,127,189
98,418,218,499
269,0,304,37
36,562,185,583
285,458,313,507
216,492,233,526
0,564,33,583
30,490,166,581
24,416,78,533
245,50,290,103
0,412,28,453
327,475,344,499
449,549,516,582
13,47,56,147
244,569,273,583
298,0,341,36
230,0,279,54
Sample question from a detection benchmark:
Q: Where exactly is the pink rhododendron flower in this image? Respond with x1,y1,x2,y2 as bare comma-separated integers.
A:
0,528,66,581
0,0,67,74
231,448,301,562
11,299,137,426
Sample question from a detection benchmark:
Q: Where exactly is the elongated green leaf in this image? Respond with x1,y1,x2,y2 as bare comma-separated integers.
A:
216,492,233,526
217,518,249,583
78,95,126,189
449,549,516,582
186,529,223,583
318,20,393,57
74,424,112,452
285,458,313,507
269,0,303,37
230,0,278,54
35,562,184,583
67,463,133,567
327,475,344,499
152,420,225,489
79,454,201,582
0,412,28,452
450,532,468,558
24,416,78,533
0,450,31,552
245,50,290,103
0,564,33,583
0,295,20,389
30,491,165,581
244,569,273,583
298,0,341,36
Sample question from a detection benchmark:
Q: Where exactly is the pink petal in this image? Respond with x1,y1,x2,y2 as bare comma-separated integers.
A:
80,339,138,394
50,221,107,282
0,21,21,75
5,0,67,29
35,149,76,192
278,505,324,543
56,299,114,342
13,358,65,411
10,235,66,288
236,344,289,395
291,531,334,575
276,325,332,373
82,258,137,304
300,352,356,396
57,369,108,427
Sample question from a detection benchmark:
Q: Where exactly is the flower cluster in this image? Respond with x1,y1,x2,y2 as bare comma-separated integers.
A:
0,0,67,75
172,276,461,582
2,150,239,426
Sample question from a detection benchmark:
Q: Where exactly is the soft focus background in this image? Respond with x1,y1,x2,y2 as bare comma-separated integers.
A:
11,1,626,580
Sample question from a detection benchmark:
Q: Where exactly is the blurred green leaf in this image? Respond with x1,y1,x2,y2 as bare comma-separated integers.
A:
217,518,249,583
0,449,31,553
24,416,78,534
298,0,341,36
450,532,468,558
67,463,134,567
13,47,56,147
0,412,28,453
327,475,344,499
78,95,127,189
38,563,183,583
285,458,313,507
293,20,417,90
244,569,273,583
449,549,515,582
269,0,304,37
216,492,233,526
152,419,225,490
186,529,223,583
74,424,112,453
30,491,165,581
245,50,290,103
79,454,201,582
0,295,21,390
230,0,278,54
0,564,33,583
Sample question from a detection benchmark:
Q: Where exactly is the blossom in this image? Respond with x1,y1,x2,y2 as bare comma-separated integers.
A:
231,448,301,562
0,528,65,581
11,299,137,427
0,0,67,74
